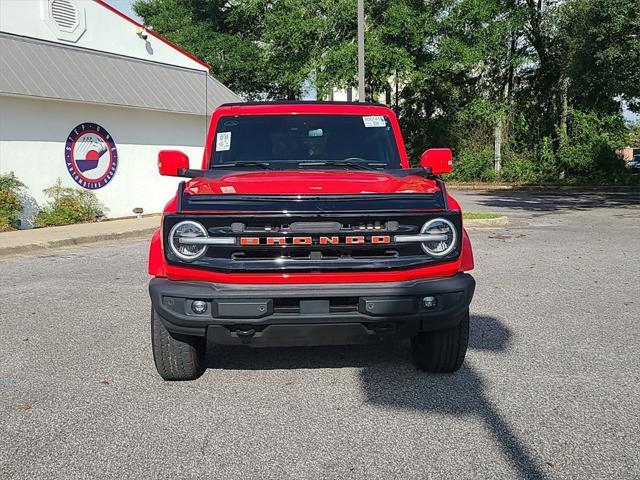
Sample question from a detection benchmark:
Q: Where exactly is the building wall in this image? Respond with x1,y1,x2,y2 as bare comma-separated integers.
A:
620,147,634,162
0,0,207,71
0,95,208,226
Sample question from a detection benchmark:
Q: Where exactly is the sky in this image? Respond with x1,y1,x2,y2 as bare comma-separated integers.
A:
103,0,142,23
624,109,639,124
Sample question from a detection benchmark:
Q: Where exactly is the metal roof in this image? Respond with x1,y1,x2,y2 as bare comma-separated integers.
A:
0,33,241,115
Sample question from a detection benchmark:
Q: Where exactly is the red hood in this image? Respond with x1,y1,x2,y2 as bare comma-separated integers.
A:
183,170,439,195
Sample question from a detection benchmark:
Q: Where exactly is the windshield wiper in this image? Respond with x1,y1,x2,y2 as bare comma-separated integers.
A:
211,162,273,170
298,160,378,171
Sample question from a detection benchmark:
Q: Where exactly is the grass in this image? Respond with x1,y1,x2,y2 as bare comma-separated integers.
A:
463,212,502,220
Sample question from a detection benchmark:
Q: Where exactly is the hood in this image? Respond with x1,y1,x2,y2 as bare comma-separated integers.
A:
183,170,439,196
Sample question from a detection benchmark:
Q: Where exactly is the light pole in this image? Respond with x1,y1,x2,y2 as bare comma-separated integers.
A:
357,0,365,102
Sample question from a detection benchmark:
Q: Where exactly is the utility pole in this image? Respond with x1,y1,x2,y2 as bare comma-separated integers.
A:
357,0,365,102
494,119,502,175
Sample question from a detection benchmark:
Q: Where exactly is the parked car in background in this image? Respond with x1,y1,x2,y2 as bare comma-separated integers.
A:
627,156,640,173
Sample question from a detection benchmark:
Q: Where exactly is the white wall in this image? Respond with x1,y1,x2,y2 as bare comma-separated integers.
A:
0,0,207,71
329,87,388,105
0,95,208,226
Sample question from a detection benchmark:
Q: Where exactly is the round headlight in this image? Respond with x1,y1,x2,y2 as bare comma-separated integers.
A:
420,218,457,256
169,221,208,261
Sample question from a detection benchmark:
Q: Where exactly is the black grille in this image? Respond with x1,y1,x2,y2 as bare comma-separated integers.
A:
273,297,359,314
164,211,462,272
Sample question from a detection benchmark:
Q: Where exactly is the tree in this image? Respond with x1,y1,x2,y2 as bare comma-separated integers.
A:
135,0,640,182
134,0,318,99
560,0,640,113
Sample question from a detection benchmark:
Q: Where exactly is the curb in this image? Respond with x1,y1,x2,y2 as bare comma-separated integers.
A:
464,216,508,228
448,184,639,192
0,227,157,257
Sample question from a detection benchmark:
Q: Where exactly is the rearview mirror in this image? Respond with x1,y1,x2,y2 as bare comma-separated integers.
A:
420,148,453,175
158,150,189,176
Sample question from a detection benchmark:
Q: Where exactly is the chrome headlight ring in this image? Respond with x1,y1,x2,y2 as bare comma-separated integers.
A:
168,220,208,261
419,218,458,257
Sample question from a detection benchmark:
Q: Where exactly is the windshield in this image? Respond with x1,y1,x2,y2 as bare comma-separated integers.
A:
210,114,402,170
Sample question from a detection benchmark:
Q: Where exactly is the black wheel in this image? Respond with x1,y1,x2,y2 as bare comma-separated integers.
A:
151,308,206,381
411,310,469,373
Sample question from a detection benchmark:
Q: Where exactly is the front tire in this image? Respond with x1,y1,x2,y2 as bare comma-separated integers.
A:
151,308,206,381
411,310,469,373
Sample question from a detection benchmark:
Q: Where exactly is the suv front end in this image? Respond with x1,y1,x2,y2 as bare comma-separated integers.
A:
147,102,475,380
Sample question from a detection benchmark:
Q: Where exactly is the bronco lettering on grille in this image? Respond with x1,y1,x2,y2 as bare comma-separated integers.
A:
239,235,391,246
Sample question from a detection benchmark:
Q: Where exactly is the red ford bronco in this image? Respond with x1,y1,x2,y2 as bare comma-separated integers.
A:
148,101,475,380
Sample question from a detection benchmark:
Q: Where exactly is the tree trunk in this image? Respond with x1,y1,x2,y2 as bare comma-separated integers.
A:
507,31,517,102
559,76,570,137
494,118,502,175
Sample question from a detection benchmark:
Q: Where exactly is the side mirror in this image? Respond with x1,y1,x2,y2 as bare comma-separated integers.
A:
420,148,453,175
158,150,189,176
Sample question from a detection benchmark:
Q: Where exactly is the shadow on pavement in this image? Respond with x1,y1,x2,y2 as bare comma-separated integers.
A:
207,315,547,478
360,315,547,479
474,190,640,213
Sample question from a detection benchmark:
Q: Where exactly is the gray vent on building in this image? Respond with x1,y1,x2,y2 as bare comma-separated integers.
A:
50,0,79,31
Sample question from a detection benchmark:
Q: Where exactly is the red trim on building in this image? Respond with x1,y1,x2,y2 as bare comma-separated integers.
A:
93,0,211,70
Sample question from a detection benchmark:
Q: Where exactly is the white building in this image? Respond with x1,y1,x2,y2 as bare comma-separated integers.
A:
0,0,241,226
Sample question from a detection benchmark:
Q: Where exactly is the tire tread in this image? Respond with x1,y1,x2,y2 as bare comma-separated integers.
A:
411,310,469,373
151,308,205,381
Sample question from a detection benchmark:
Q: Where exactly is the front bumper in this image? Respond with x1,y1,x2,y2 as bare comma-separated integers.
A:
149,273,475,347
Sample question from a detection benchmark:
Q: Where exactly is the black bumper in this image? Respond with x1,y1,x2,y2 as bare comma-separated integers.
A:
149,273,475,347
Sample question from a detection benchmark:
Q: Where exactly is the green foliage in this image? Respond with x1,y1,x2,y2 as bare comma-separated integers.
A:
447,148,496,182
134,0,640,184
557,110,628,179
35,179,107,227
560,0,640,114
538,137,559,181
628,124,640,147
134,0,320,99
500,152,542,184
0,172,25,231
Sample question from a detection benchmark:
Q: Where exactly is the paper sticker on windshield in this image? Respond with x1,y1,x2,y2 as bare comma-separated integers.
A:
362,116,387,128
216,132,232,151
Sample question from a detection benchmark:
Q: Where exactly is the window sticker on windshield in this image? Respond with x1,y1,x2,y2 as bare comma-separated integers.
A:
362,115,387,128
216,132,232,151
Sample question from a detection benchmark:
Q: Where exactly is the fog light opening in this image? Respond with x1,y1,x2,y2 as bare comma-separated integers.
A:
191,300,208,314
423,296,437,309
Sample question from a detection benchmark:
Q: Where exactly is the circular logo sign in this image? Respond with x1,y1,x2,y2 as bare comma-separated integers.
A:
65,123,118,189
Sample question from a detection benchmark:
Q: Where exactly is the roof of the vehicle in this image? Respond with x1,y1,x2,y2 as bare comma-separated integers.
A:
221,101,386,107
215,101,396,116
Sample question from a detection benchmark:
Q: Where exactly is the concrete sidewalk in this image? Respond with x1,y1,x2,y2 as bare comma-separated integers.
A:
0,216,160,257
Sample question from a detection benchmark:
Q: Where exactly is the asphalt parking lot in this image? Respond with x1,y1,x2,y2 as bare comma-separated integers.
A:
1,190,639,479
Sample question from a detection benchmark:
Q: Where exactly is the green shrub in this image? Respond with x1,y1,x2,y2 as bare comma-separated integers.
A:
0,172,26,231
629,124,640,148
555,110,632,183
437,108,639,184
445,99,502,182
446,147,496,182
499,151,539,183
35,179,107,227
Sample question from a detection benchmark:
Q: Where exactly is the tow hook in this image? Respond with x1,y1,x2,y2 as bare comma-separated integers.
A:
372,323,394,333
235,328,256,338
